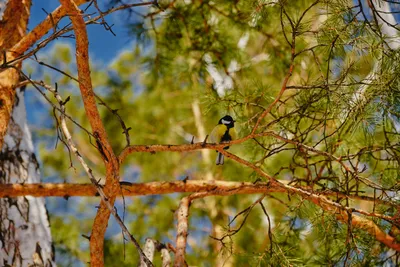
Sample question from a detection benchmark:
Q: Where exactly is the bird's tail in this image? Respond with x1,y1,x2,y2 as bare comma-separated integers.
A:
216,152,224,165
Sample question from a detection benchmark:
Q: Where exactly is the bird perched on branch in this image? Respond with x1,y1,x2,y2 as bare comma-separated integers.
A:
209,115,237,165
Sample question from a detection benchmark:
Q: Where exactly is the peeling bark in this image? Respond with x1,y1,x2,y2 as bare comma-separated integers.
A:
0,0,31,149
0,88,54,266
0,0,54,266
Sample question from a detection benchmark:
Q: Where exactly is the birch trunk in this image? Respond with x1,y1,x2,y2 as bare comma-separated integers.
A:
0,88,55,266
0,0,55,265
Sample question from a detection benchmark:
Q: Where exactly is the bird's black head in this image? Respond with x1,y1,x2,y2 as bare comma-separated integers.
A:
218,115,235,128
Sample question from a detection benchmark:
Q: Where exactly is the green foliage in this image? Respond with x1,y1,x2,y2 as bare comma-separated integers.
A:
51,215,91,266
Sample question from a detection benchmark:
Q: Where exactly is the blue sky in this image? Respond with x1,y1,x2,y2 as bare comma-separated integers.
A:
29,1,138,64
25,1,144,128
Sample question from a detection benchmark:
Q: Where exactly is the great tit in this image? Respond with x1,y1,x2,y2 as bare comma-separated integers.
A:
209,115,237,165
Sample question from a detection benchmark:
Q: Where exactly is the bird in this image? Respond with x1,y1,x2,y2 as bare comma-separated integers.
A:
209,115,237,165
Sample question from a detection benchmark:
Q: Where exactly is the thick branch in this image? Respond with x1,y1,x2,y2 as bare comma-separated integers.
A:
58,0,119,266
0,181,281,198
58,0,113,158
2,179,399,252
0,181,394,207
12,0,88,56
337,210,400,251
0,0,31,48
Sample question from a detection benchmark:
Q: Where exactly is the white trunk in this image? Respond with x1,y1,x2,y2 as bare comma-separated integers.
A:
0,88,55,266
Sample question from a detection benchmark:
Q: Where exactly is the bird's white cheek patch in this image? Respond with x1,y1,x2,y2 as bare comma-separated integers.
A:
221,119,230,124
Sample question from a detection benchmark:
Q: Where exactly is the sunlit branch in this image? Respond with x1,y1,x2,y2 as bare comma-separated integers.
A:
39,48,151,267
120,130,391,193
6,1,156,69
336,209,400,252
0,180,396,207
58,0,124,266
12,0,88,56
216,149,400,250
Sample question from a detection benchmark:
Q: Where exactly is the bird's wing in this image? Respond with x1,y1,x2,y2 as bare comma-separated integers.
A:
209,124,226,143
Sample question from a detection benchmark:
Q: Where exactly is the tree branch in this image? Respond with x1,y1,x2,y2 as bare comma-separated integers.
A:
336,209,400,252
58,0,121,265
12,0,88,56
0,181,395,207
175,196,190,267
0,181,280,198
2,179,399,252
175,192,211,266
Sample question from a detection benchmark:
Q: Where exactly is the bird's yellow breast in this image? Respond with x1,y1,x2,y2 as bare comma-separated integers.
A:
210,124,236,143
228,127,237,141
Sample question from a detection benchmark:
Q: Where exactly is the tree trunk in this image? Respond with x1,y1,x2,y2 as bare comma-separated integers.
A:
0,87,55,266
0,1,55,266
0,0,31,149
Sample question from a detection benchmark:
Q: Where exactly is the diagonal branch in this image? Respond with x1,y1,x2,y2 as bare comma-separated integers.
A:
40,70,151,265
336,208,400,251
58,0,121,265
217,149,400,251
12,0,88,56
250,0,315,134
58,0,113,155
8,1,155,69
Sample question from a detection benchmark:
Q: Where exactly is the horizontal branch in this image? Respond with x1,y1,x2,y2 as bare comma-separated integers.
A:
122,132,386,193
118,132,272,162
0,181,394,206
0,180,281,198
2,180,399,251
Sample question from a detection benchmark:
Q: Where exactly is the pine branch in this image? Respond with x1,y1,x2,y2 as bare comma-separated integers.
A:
0,181,395,207
12,0,88,56
58,0,125,265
